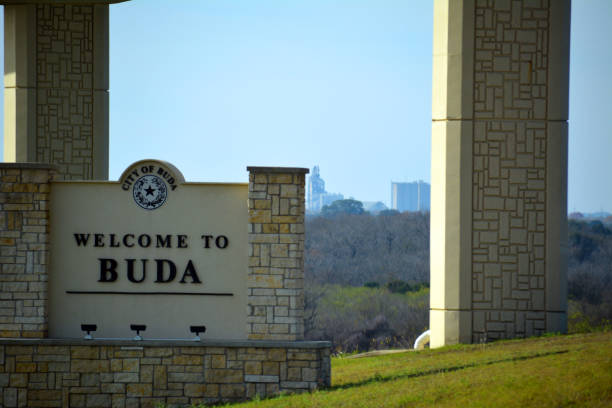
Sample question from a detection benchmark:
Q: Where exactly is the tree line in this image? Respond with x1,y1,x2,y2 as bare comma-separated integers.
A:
304,209,430,352
304,201,612,352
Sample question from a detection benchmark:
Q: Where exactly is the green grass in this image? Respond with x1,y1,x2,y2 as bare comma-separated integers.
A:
222,331,612,408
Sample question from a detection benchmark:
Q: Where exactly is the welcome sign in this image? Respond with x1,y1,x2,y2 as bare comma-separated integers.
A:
49,160,248,339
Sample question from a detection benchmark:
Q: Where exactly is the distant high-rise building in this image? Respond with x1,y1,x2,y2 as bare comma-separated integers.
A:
308,166,325,210
307,166,344,213
419,182,430,211
391,181,430,212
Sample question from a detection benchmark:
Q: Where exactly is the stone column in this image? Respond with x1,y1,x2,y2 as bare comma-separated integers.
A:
0,163,56,338
430,0,570,347
3,1,127,180
246,167,309,341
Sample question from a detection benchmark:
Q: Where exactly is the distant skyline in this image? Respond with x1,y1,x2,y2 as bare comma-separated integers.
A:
0,1,610,212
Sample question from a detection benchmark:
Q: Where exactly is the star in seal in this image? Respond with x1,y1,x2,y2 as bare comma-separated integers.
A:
132,175,168,210
145,186,156,197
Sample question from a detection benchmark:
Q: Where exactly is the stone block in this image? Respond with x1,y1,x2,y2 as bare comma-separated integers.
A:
45,362,69,372
85,394,111,408
167,372,204,383
211,354,225,369
173,354,202,365
271,215,300,224
70,346,99,360
112,349,143,358
262,224,279,234
70,394,86,407
110,359,122,371
253,174,267,184
269,258,298,268
122,358,139,372
70,387,100,394
270,244,288,258
253,200,271,210
302,367,318,382
280,381,309,389
249,210,271,223
126,383,152,397
280,185,298,197
101,383,124,393
204,383,219,398
287,367,301,381
249,234,279,244
205,369,242,384
113,372,139,383
267,184,280,195
204,347,226,355
262,361,279,376
269,174,293,184
15,362,36,372
3,387,17,407
220,384,245,398
99,372,113,383
267,349,286,362
248,275,283,289
244,361,261,375
153,365,167,389
10,373,27,387
80,373,100,387
245,375,279,383
184,383,207,397
144,348,173,358
71,359,109,373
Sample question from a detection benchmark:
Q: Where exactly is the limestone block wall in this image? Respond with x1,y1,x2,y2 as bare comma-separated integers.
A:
246,167,309,341
3,3,110,180
0,164,56,339
430,0,570,346
0,340,331,407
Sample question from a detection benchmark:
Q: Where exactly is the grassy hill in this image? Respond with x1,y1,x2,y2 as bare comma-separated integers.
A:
222,331,612,407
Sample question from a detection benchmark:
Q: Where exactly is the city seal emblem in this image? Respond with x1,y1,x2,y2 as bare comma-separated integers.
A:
120,160,185,210
132,174,168,210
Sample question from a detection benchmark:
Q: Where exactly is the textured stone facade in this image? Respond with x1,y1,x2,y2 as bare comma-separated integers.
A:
0,340,331,407
0,164,56,339
247,167,309,341
471,0,557,342
472,120,548,340
430,0,569,346
3,4,109,180
473,0,550,121
35,5,96,179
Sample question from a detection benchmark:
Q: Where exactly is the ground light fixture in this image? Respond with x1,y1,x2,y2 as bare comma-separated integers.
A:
190,325,206,341
80,324,97,340
130,324,146,340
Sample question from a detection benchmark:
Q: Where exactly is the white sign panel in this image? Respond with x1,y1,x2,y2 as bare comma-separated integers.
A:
49,161,248,339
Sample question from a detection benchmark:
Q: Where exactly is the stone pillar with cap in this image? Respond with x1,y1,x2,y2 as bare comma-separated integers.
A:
430,0,570,347
246,167,309,341
3,0,129,180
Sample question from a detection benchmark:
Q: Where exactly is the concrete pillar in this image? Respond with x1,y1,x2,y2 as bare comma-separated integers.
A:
2,1,127,180
430,0,570,347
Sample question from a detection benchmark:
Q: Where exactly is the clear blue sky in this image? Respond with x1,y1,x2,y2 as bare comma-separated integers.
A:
1,1,610,213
